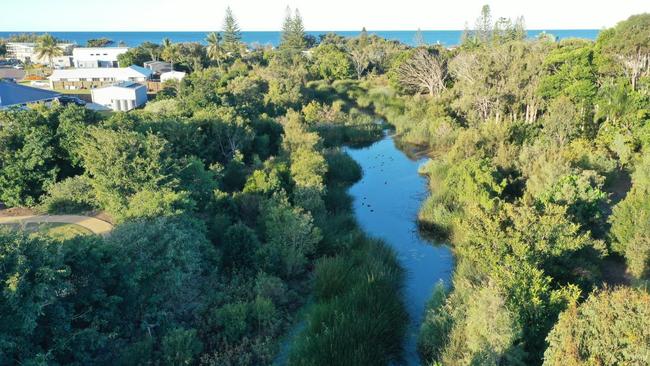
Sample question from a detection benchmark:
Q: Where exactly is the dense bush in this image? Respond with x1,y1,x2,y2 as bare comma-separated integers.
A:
544,287,650,366
39,175,99,214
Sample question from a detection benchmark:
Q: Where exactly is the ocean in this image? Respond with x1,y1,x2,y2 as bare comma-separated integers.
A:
0,30,600,47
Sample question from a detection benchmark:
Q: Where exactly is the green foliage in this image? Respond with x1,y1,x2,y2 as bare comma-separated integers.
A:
596,14,650,90
257,194,320,279
39,175,99,214
288,239,406,365
544,287,650,366
86,38,113,47
0,106,76,207
0,230,68,365
161,328,203,365
610,151,650,280
117,46,152,67
311,44,353,81
222,7,242,54
280,7,308,51
78,127,181,218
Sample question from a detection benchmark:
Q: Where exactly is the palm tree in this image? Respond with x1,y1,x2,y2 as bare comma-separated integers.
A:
206,32,224,68
161,38,180,71
35,34,62,68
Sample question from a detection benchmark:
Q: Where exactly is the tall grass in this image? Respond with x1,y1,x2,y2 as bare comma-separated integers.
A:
286,126,408,365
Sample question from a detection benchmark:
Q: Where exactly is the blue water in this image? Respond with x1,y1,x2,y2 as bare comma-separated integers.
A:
0,29,600,47
346,134,454,365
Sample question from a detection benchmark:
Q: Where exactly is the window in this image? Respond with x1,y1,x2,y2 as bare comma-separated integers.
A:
92,78,100,81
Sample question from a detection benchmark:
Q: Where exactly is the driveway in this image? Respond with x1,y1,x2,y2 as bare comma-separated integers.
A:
0,215,113,236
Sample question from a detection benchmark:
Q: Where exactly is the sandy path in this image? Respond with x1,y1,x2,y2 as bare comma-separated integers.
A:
0,215,113,236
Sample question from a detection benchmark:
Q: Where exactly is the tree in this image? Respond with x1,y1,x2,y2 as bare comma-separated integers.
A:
0,230,70,365
86,38,114,47
161,38,181,71
0,40,7,58
475,4,493,44
178,42,207,72
597,14,650,90
396,48,447,96
257,194,321,278
544,288,650,366
280,7,307,51
117,46,152,67
349,46,370,79
222,6,242,54
78,127,180,217
311,44,353,81
414,28,425,47
34,34,62,67
610,151,650,279
206,32,225,68
0,108,69,207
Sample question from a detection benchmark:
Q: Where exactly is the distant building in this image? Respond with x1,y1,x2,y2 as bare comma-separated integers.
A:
0,80,61,109
6,42,74,64
49,65,153,90
91,81,148,112
160,71,186,83
144,60,173,75
73,47,129,68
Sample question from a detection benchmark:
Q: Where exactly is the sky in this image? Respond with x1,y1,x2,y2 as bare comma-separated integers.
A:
1,0,648,31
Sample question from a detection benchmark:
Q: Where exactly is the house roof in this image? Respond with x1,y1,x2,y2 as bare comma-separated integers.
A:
92,81,146,92
73,47,129,53
161,71,186,78
0,81,61,108
49,65,153,80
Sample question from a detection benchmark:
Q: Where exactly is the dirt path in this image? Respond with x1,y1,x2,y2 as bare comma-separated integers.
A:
0,215,114,236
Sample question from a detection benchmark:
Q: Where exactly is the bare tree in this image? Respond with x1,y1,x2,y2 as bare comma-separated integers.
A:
397,49,447,96
619,52,649,91
350,47,370,79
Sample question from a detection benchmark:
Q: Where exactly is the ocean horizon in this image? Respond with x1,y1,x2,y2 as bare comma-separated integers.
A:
0,29,600,47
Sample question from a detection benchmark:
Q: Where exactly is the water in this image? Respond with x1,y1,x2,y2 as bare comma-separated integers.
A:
346,133,454,365
0,29,600,47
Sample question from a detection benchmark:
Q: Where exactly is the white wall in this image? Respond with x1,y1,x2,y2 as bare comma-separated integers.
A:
91,84,147,111
73,47,129,68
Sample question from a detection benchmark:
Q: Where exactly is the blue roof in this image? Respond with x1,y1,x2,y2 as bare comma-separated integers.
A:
128,65,153,77
0,81,61,108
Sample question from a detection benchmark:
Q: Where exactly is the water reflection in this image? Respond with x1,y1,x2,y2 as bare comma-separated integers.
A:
346,133,454,366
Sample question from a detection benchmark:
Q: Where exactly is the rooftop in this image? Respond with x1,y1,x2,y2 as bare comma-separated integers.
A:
49,65,153,80
0,81,61,108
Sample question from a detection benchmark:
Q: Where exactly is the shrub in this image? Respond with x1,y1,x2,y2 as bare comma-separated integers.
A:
40,175,99,214
544,287,650,366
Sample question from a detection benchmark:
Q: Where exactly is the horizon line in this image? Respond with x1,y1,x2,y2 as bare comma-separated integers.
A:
0,28,604,33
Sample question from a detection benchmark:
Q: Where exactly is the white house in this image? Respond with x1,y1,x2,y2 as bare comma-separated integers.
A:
73,47,129,68
6,42,74,64
49,65,153,89
160,71,186,83
91,81,148,111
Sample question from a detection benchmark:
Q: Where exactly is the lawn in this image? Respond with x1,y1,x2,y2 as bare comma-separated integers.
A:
0,222,92,240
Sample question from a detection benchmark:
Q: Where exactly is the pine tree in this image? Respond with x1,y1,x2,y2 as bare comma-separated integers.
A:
280,7,307,51
359,27,369,48
475,4,493,43
414,28,425,47
223,6,242,53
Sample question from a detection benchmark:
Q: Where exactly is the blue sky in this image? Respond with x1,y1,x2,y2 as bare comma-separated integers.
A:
1,0,648,31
